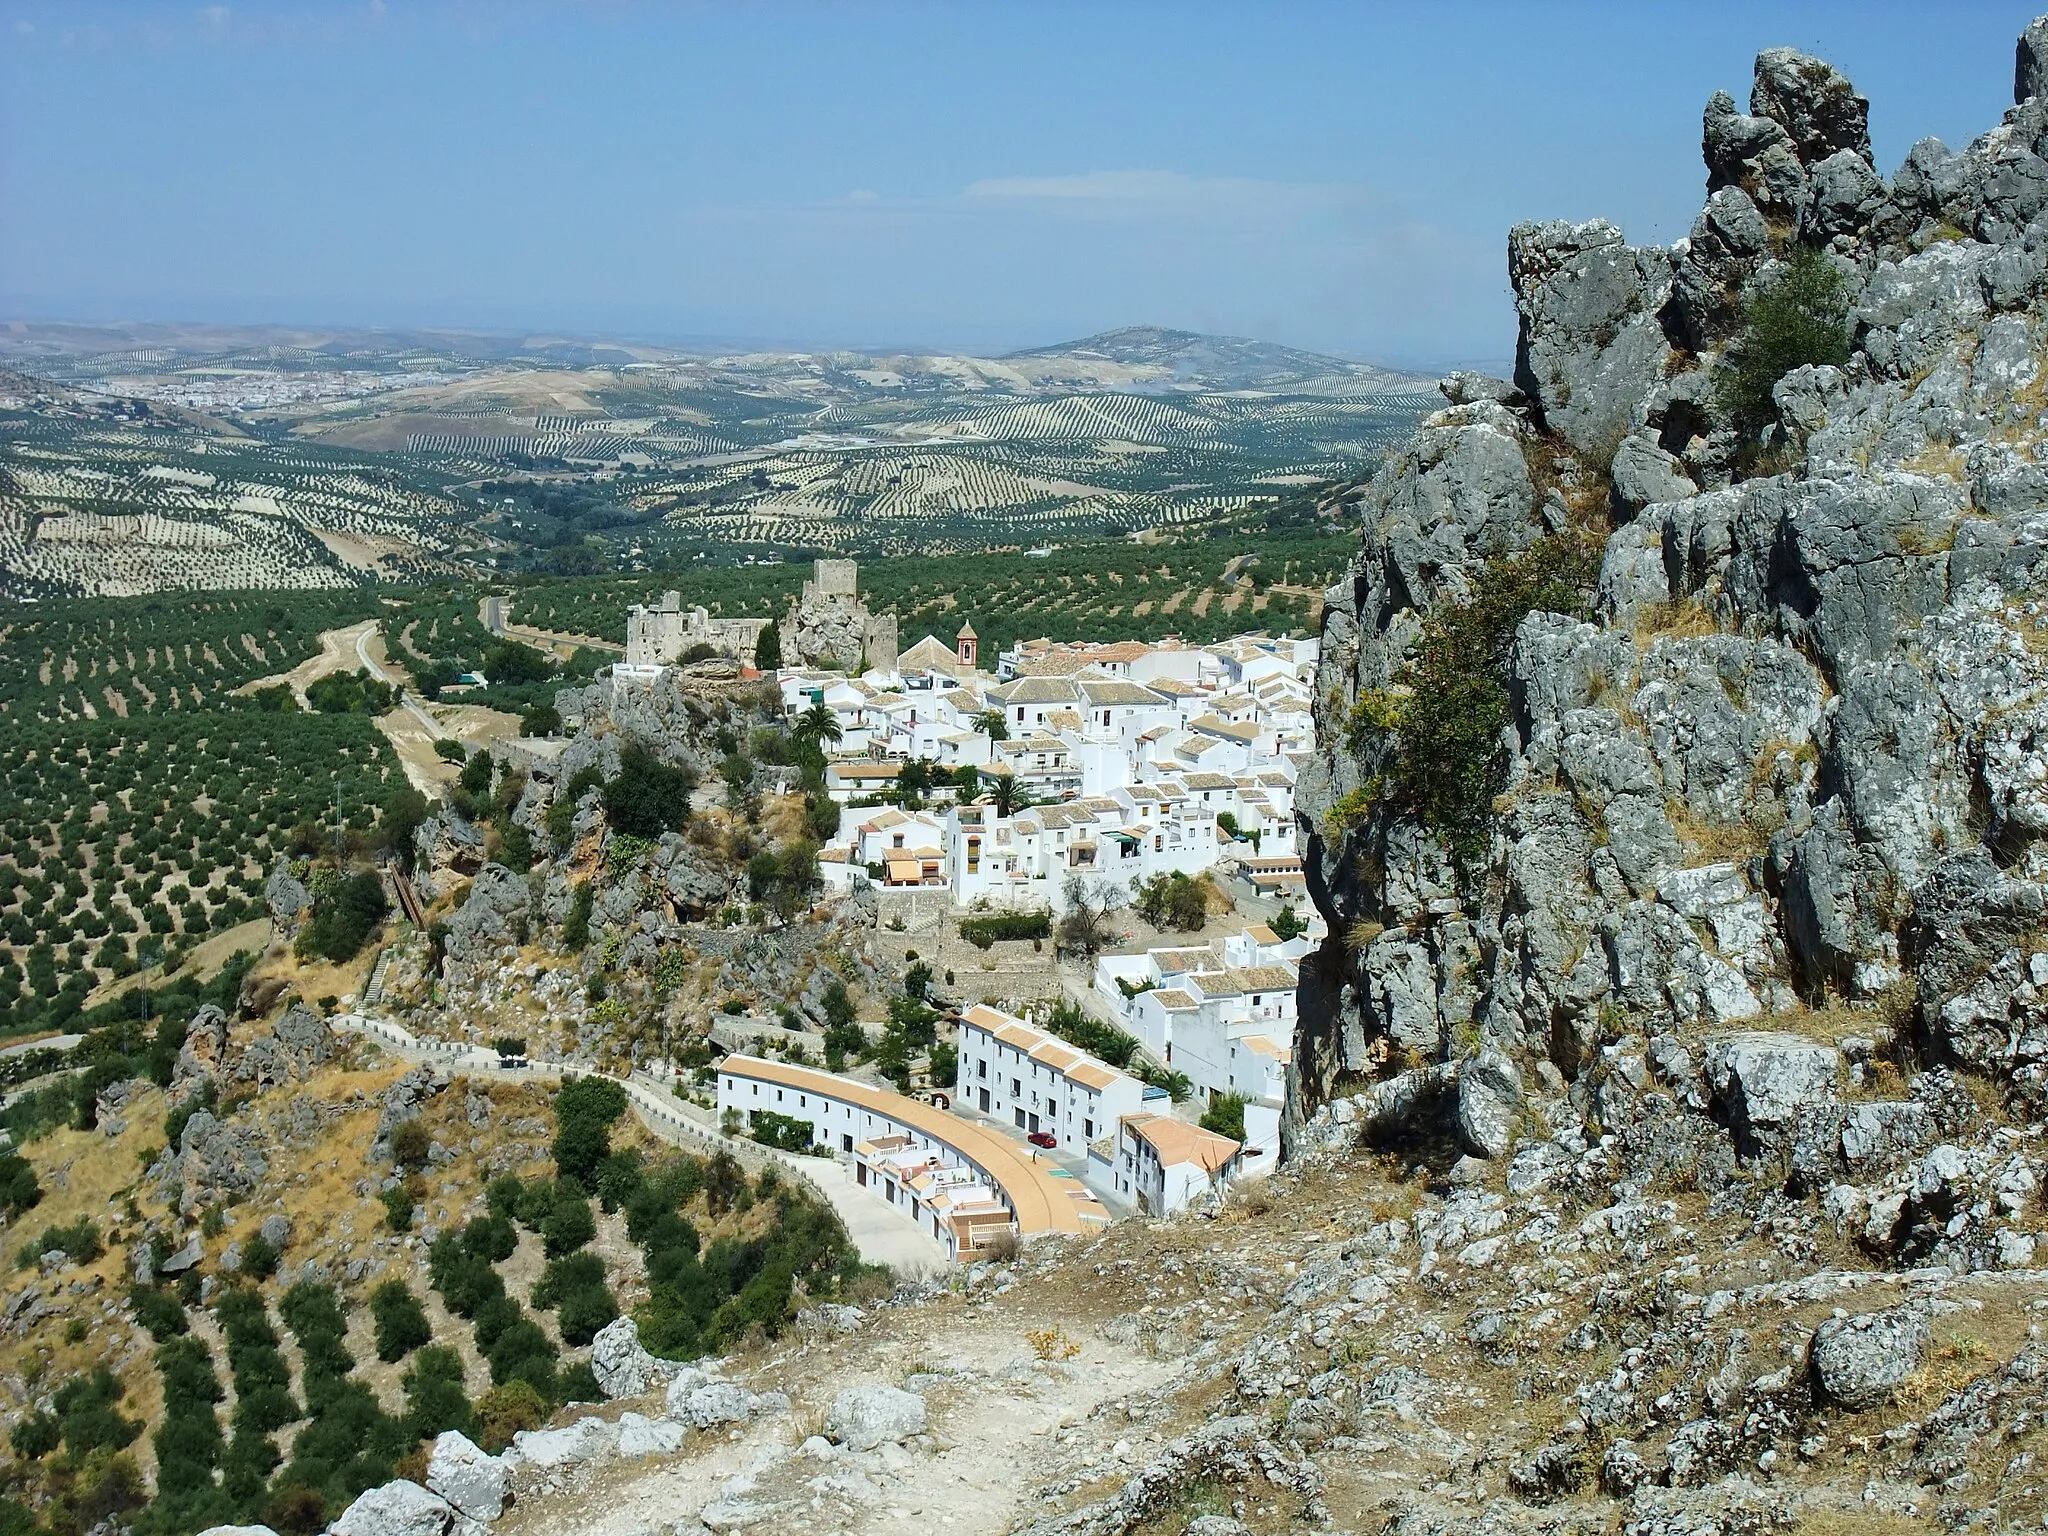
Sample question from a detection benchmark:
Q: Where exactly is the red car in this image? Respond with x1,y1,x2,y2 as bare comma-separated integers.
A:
1026,1131,1058,1149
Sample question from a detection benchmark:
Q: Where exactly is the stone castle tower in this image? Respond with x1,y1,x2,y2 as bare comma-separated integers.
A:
778,559,898,673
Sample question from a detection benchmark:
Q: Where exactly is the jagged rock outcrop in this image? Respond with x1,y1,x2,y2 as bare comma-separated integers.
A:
233,1000,334,1088
1291,23,2048,1294
442,863,534,977
264,857,308,933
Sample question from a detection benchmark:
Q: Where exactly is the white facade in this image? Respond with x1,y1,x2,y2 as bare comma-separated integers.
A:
953,1003,1149,1152
1114,1113,1243,1215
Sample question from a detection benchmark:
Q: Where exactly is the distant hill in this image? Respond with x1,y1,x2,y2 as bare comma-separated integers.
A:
1005,325,1432,395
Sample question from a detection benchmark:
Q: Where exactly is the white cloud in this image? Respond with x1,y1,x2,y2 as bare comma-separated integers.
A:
199,5,230,28
13,20,32,38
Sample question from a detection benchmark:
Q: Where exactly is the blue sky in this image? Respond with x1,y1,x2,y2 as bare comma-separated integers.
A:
0,2,2035,369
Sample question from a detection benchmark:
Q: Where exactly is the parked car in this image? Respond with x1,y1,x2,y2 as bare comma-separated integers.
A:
1027,1131,1057,1149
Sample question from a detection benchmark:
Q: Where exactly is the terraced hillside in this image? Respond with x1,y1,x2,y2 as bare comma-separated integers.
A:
0,378,483,599
0,324,1430,582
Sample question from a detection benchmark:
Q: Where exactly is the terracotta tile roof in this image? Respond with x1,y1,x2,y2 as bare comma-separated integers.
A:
720,1056,1106,1236
1123,1112,1241,1171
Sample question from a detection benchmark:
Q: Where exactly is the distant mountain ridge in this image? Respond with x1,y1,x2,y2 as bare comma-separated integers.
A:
1005,324,1431,394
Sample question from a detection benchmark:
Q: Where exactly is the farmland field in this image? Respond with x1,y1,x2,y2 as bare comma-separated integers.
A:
2,322,1433,588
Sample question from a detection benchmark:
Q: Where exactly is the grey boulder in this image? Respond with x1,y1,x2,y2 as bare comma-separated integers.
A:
825,1385,927,1451
1810,1305,1931,1410
615,1411,687,1457
425,1430,505,1522
589,1315,666,1400
673,1381,753,1429
1456,1049,1524,1160
328,1479,455,1536
1703,1032,1839,1152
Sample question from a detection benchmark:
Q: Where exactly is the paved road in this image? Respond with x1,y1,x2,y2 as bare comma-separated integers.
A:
0,1034,81,1061
330,1013,945,1276
354,624,444,741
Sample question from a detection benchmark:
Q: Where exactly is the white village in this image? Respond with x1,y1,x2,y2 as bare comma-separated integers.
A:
585,560,1326,1261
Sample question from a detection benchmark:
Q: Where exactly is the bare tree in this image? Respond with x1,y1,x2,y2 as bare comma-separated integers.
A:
1055,874,1126,960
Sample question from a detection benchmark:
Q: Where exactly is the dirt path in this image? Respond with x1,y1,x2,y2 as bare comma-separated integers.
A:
236,619,380,707
497,1292,1179,1536
373,698,523,796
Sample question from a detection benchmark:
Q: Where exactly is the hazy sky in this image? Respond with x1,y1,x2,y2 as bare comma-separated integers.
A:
0,2,2036,369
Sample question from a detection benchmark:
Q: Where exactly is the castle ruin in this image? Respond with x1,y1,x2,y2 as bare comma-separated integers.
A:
778,559,897,673
624,591,771,668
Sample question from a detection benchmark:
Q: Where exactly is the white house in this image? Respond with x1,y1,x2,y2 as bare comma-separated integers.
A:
713,1055,1109,1258
953,1003,1149,1152
1115,1114,1242,1215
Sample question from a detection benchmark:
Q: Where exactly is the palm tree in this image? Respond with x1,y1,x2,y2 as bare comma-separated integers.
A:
794,700,842,749
988,773,1034,818
974,708,1010,743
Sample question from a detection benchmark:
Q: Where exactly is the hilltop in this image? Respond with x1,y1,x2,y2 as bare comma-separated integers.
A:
1004,325,1425,395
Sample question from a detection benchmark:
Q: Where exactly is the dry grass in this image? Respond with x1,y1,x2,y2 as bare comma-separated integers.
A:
1636,597,1721,643
1666,799,1769,867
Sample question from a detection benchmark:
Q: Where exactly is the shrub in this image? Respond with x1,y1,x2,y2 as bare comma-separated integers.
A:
474,1381,546,1452
594,1148,645,1212
54,1365,142,1455
0,1152,39,1218
130,1284,189,1341
958,910,1050,948
746,1109,814,1153
1134,872,1208,932
389,1117,432,1171
403,1346,473,1441
1038,999,1138,1068
10,1412,57,1459
380,1182,417,1232
462,1213,518,1263
602,744,696,839
370,1281,433,1362
31,1216,102,1265
553,1075,629,1183
294,870,389,964
1199,1092,1248,1143
1346,531,1599,871
1715,243,1853,439
238,1232,279,1281
542,1185,597,1258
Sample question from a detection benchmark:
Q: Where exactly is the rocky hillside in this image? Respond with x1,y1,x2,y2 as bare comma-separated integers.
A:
1269,14,2048,1530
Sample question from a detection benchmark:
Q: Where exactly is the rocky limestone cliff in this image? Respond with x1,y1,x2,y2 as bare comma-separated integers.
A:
1293,31,2048,1173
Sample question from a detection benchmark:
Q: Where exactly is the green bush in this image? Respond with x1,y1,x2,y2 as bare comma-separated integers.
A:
53,1365,142,1456
129,1284,189,1342
552,1075,629,1183
542,1184,597,1258
602,745,696,839
746,1109,815,1154
305,671,394,716
379,1182,416,1232
1199,1092,1248,1143
1039,999,1139,1069
294,870,389,964
403,1346,473,1441
30,1216,102,1265
1345,531,1600,870
462,1212,519,1263
369,1280,432,1362
0,1152,39,1218
958,910,1050,948
1715,244,1853,438
1134,871,1208,932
